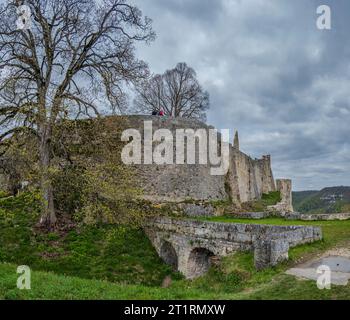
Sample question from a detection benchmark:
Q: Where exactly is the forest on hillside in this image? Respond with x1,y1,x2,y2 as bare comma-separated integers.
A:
293,187,350,214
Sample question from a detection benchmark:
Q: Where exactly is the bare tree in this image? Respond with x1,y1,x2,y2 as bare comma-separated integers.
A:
134,62,209,121
0,0,154,227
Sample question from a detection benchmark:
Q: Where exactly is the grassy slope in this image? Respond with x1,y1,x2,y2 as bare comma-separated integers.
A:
2,253,350,300
1,193,350,300
0,263,208,300
0,193,177,287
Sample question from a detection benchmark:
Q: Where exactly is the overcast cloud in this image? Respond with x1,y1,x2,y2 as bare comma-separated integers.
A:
130,0,350,191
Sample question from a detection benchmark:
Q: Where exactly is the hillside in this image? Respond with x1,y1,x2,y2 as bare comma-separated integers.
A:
0,193,177,287
1,191,350,300
293,187,350,214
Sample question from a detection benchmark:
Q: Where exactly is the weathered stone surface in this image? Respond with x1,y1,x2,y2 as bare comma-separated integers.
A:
231,212,271,219
284,212,302,220
121,115,277,205
177,203,216,217
226,150,276,205
285,212,350,221
267,179,293,215
144,217,322,278
298,213,350,221
254,239,289,270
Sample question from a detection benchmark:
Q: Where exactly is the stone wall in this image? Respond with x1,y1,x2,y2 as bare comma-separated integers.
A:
0,115,287,208
268,179,294,214
124,116,227,202
286,212,350,221
120,116,277,205
227,150,275,204
145,217,322,277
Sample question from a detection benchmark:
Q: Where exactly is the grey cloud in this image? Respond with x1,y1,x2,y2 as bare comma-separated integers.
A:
132,0,350,190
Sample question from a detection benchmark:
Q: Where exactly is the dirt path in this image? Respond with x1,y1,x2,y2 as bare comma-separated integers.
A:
286,244,350,286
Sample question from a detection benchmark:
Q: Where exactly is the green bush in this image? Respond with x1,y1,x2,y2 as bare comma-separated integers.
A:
242,191,281,212
261,191,281,205
52,165,87,214
0,190,9,198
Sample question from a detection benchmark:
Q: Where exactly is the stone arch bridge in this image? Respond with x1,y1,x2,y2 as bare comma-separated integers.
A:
145,217,322,279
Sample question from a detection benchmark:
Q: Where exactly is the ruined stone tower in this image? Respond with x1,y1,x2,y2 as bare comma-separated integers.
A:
233,130,239,150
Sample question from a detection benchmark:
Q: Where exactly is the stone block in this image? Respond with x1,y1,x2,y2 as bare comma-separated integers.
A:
254,239,289,269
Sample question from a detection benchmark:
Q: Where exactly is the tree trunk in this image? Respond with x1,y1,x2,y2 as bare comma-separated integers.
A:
39,130,57,228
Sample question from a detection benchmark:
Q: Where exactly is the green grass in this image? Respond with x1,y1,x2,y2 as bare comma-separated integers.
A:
0,262,194,300
1,192,350,300
241,191,281,212
2,253,350,300
0,190,9,198
0,193,177,287
234,274,350,300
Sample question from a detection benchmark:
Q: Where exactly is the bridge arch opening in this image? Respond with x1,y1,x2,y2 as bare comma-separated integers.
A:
187,248,215,279
160,241,178,270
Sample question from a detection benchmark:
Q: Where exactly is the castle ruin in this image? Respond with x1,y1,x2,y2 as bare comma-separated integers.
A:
123,115,292,211
0,115,293,213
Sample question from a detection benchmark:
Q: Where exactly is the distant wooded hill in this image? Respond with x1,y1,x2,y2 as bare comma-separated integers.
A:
293,186,350,214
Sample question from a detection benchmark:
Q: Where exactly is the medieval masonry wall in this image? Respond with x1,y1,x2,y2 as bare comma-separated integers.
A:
0,115,290,208
126,116,227,202
121,116,278,205
227,149,276,204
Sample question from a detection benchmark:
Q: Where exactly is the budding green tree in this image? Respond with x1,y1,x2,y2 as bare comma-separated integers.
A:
0,0,154,227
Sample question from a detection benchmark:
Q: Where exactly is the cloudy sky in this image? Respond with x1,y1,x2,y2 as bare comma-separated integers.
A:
130,0,350,191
